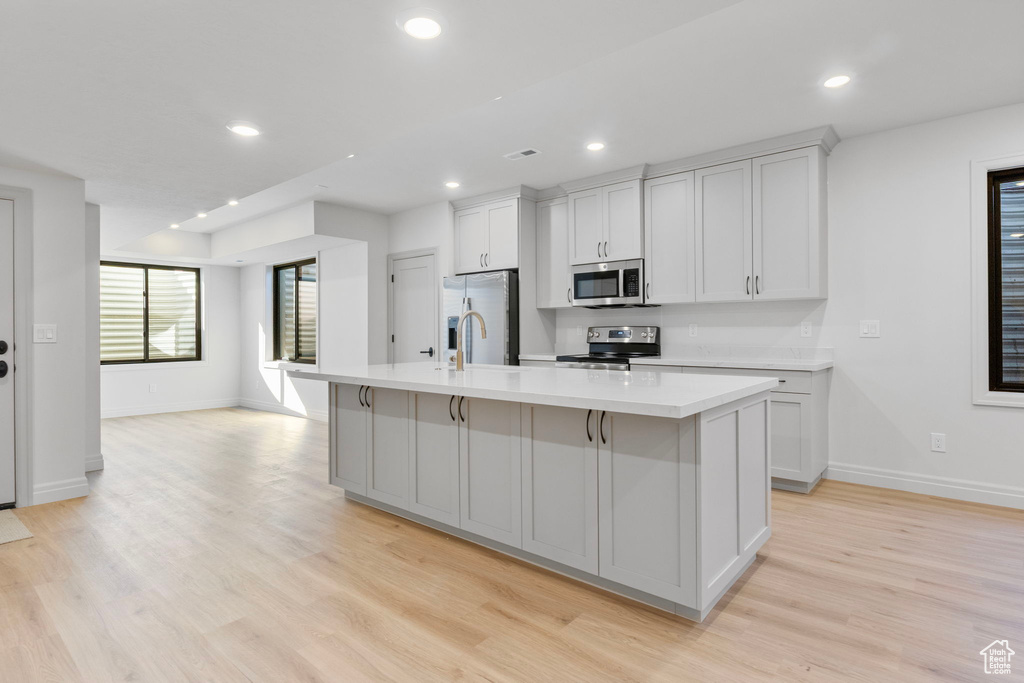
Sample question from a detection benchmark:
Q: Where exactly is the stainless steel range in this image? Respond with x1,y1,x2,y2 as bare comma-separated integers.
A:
555,325,660,371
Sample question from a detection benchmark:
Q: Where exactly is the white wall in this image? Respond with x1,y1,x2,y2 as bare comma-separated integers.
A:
0,165,93,505
100,264,241,418
388,201,453,275
84,203,102,472
554,101,1024,507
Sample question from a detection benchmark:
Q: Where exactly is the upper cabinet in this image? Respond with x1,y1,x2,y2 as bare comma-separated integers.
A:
454,197,520,274
693,147,827,302
644,172,695,304
568,179,642,265
536,198,571,308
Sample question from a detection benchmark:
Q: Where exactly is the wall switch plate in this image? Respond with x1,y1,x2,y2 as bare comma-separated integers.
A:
688,323,698,337
149,384,157,393
859,320,881,338
800,322,813,338
33,324,57,343
930,433,946,452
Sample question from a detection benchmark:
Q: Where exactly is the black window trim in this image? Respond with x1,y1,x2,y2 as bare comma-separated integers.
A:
987,166,1024,393
100,261,202,365
273,257,317,365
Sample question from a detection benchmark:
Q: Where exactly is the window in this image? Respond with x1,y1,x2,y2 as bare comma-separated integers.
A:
988,166,1024,392
100,262,201,364
273,259,317,363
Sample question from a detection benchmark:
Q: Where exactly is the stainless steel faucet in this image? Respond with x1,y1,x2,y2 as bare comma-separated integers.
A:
456,310,486,371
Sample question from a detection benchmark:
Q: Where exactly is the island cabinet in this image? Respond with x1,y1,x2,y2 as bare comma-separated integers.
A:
330,383,368,495
365,386,411,509
407,392,460,526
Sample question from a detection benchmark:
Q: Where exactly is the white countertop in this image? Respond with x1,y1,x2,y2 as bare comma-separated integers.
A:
518,354,833,372
288,362,776,420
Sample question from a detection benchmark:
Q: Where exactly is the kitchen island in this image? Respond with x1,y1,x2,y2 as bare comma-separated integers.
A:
289,362,775,622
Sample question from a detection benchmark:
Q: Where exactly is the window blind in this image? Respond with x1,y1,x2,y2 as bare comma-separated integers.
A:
274,259,317,363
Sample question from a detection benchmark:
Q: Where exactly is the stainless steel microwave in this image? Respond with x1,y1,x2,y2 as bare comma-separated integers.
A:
571,259,645,307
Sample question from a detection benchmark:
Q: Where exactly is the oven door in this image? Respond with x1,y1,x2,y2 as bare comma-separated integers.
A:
571,260,644,307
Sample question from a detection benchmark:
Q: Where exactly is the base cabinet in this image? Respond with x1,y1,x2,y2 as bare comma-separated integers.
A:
331,383,368,495
521,405,598,573
365,387,411,508
408,392,460,526
459,398,522,548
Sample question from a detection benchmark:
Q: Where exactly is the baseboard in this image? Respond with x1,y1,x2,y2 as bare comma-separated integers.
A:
101,398,242,419
826,462,1024,510
85,453,104,472
32,476,90,506
238,398,328,422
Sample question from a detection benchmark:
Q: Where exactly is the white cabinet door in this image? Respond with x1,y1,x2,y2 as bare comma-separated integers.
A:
408,392,460,526
365,387,411,509
695,160,752,302
485,199,519,271
644,173,695,304
768,392,812,481
603,180,643,261
536,198,571,308
753,147,825,300
521,405,598,573
459,398,522,548
454,206,489,275
331,383,367,495
597,411,697,605
568,188,603,265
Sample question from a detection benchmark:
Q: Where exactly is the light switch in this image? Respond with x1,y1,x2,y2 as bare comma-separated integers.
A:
859,320,880,338
688,323,698,337
800,322,813,338
33,324,57,344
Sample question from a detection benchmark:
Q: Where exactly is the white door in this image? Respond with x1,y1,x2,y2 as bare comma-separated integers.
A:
0,199,13,507
568,188,603,265
644,173,695,304
695,160,753,302
602,180,643,261
391,253,437,363
454,207,488,274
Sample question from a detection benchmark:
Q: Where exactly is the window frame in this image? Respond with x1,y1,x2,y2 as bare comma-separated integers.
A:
987,166,1024,393
272,257,318,364
99,261,202,365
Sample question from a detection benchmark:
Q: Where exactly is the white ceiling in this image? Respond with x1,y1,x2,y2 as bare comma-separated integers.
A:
2,0,1023,252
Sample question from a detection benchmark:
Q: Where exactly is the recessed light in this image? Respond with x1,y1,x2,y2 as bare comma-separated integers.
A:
493,96,503,101
347,154,355,159
445,181,460,189
228,200,239,206
226,121,261,136
197,213,207,218
586,142,605,151
169,224,180,229
823,75,851,88
397,8,444,39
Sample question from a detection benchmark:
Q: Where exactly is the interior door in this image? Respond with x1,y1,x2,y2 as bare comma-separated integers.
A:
391,253,437,363
0,199,14,507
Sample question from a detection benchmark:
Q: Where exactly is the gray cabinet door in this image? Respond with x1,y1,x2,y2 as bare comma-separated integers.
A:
408,392,460,526
598,411,697,605
695,160,753,302
769,392,811,480
366,387,411,509
459,398,522,547
521,405,598,573
331,383,367,495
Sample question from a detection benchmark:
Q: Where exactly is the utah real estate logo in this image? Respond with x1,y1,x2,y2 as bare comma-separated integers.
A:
980,640,1014,675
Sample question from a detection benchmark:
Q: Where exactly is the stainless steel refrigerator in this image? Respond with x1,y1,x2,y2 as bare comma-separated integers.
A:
442,271,519,366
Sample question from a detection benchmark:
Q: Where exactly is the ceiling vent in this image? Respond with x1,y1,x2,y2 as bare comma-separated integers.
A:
504,148,541,161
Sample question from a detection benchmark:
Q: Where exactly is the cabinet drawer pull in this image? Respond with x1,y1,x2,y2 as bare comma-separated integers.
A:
586,409,593,442
778,379,786,383
599,411,607,444
458,396,466,422
449,395,456,421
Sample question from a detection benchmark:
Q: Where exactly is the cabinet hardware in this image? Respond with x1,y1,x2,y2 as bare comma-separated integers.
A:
365,387,372,408
357,385,364,406
603,241,608,258
485,253,490,267
0,360,7,379
449,395,456,421
0,340,7,354
586,409,593,442
746,276,751,295
419,347,434,357
567,287,571,304
599,411,607,444
755,275,760,294
646,282,650,300
479,254,484,268
597,241,602,258
778,379,786,383
458,396,466,422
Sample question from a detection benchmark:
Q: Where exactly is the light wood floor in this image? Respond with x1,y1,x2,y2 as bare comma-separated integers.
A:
1,408,1022,681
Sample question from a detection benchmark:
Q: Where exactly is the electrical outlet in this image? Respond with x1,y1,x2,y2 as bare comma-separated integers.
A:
930,433,946,453
859,320,881,338
149,384,157,393
688,323,698,337
800,322,813,338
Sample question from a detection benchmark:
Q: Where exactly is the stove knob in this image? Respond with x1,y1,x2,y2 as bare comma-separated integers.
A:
593,331,600,338
588,331,594,338
641,332,648,338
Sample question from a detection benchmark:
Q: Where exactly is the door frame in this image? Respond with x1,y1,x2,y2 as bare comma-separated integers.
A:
387,248,439,364
0,185,34,508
